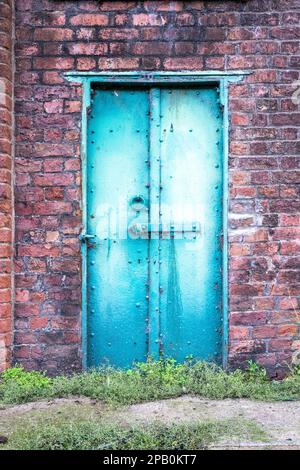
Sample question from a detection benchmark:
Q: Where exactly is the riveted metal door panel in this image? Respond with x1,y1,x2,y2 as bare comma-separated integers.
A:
87,89,150,367
159,88,223,363
86,85,223,368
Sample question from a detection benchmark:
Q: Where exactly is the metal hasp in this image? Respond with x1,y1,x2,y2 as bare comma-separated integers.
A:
79,232,96,243
127,221,201,238
86,85,224,368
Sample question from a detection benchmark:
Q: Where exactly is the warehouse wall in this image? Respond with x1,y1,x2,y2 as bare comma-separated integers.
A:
10,0,300,376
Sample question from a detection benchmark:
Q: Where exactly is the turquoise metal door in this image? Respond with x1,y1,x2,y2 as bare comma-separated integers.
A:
86,86,223,367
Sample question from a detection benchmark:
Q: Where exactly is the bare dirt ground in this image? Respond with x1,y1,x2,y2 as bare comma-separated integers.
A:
1,396,299,450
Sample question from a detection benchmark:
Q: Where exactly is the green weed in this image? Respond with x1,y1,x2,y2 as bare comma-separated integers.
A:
0,366,52,403
0,359,299,406
2,418,268,450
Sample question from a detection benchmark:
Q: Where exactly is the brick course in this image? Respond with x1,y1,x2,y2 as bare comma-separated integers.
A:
3,0,299,375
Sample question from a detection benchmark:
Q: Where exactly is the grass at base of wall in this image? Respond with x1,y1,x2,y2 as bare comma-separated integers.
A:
2,417,268,450
0,359,299,406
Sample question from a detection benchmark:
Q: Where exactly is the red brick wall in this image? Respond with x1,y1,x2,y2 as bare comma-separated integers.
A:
13,0,300,376
0,0,13,371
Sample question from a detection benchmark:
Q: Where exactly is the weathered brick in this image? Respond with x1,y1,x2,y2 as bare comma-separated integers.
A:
99,28,139,40
253,326,277,339
133,13,168,26
18,244,60,257
44,100,63,114
69,14,109,26
33,173,74,186
163,57,204,70
67,43,107,56
77,57,96,71
34,57,74,70
34,202,72,216
34,28,73,41
98,57,139,69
